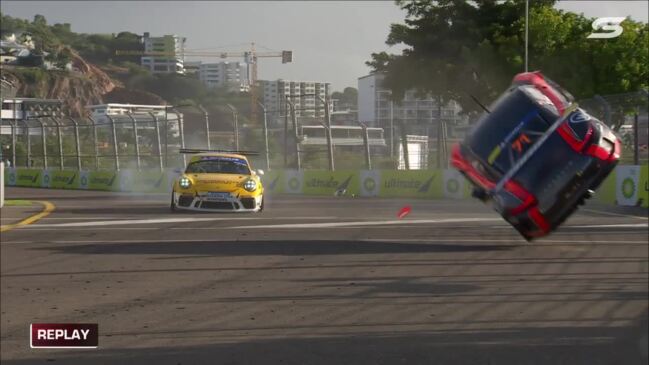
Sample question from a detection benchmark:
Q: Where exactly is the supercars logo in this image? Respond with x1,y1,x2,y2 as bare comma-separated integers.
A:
587,17,625,39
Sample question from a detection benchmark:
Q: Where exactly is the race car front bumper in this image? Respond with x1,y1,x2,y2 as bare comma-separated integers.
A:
173,192,262,212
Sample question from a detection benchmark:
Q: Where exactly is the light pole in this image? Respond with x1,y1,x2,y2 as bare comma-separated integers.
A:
256,101,271,171
226,104,239,151
525,0,529,72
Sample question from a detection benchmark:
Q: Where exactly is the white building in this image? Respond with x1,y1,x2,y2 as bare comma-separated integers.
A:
259,79,330,126
198,62,249,92
358,73,464,136
85,104,181,137
1,98,65,136
140,33,186,74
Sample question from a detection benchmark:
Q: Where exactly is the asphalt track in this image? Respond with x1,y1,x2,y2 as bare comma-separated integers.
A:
1,186,647,365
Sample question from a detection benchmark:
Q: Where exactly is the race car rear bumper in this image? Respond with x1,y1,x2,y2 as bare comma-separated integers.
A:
173,192,262,212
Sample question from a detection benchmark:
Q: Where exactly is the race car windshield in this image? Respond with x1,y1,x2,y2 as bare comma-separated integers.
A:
185,158,250,175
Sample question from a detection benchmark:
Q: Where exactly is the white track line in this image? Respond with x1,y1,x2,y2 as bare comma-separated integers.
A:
225,218,502,230
581,208,647,220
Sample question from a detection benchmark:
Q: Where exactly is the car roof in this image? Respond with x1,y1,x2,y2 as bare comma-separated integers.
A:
189,153,249,162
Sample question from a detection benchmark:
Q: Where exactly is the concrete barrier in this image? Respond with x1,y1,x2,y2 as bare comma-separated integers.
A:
3,165,647,208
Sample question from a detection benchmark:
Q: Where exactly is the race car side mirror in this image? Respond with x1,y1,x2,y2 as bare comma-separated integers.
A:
256,169,265,176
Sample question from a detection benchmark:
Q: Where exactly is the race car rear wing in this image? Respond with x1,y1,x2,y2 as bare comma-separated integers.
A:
492,103,579,194
179,148,260,156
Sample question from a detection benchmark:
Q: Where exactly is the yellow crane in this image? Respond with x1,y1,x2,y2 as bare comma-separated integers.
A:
116,43,293,121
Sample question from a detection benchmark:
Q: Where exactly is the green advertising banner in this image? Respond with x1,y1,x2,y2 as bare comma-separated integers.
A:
12,168,43,187
127,170,169,193
86,171,120,191
49,170,80,189
378,170,442,198
639,164,648,208
594,171,617,205
302,170,359,196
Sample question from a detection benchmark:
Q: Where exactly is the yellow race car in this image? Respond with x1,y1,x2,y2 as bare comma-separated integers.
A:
171,151,264,212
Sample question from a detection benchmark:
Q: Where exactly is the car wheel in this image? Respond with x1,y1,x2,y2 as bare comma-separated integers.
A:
170,192,176,212
258,196,265,212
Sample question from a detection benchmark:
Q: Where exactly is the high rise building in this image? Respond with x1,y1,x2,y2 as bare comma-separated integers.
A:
140,33,186,74
358,73,465,136
198,62,249,92
258,79,330,126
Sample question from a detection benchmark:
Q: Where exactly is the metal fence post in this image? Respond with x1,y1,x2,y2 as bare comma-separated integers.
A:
358,121,371,170
148,112,164,171
67,117,82,170
634,112,639,165
172,108,186,166
198,105,211,150
52,117,64,170
106,115,120,171
126,113,141,170
400,122,410,170
9,119,16,167
287,100,300,170
36,118,48,169
227,104,239,151
24,120,31,167
317,96,335,171
88,116,99,169
256,101,271,171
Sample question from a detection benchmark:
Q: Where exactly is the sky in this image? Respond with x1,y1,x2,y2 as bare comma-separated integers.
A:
1,1,647,91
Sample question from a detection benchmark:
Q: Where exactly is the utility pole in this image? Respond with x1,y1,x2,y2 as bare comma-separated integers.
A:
257,101,271,171
525,0,529,72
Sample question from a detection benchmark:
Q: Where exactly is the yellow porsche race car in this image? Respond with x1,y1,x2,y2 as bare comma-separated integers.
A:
171,151,264,212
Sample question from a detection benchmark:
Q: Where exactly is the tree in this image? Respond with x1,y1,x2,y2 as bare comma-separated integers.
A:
367,0,648,112
331,87,358,109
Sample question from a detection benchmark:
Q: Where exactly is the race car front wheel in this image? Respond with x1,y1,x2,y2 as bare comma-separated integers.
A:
170,192,176,212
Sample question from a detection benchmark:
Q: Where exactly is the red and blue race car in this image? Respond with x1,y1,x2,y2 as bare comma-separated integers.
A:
452,71,621,240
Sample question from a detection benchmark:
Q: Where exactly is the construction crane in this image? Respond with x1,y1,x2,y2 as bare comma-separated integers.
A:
116,43,293,122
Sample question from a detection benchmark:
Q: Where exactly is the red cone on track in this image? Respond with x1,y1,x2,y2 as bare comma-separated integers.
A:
397,205,411,219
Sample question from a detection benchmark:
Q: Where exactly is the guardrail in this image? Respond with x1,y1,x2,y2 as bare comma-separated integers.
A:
3,165,648,208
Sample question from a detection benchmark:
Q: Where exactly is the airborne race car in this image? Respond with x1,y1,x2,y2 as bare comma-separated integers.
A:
452,71,621,240
171,151,264,212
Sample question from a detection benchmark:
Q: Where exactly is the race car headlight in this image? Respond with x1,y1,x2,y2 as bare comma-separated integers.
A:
243,179,257,192
179,177,191,189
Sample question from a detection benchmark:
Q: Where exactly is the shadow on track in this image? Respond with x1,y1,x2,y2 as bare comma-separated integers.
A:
31,240,513,257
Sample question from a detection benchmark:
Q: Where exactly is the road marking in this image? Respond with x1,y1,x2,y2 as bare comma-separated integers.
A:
582,208,647,220
24,216,345,228
0,201,55,232
566,223,648,228
366,238,647,244
226,218,502,230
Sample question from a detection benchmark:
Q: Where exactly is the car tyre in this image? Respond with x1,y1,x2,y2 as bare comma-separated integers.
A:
170,192,176,212
258,196,265,212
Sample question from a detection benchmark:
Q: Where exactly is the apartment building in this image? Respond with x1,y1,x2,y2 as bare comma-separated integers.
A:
258,79,330,126
358,73,465,137
197,62,249,92
140,33,186,74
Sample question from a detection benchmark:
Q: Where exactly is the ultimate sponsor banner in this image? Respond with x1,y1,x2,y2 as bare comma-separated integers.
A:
360,170,381,197
443,169,465,199
13,168,42,187
302,171,359,196
379,170,441,198
284,169,303,194
128,170,169,193
86,171,119,191
616,165,641,206
261,170,283,194
49,170,79,189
